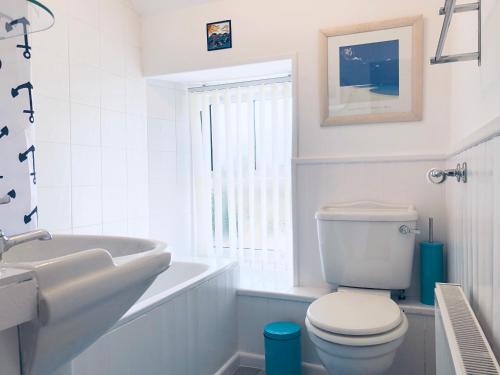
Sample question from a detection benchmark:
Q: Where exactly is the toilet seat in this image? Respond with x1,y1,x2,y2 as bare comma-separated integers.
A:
307,291,403,336
305,314,408,347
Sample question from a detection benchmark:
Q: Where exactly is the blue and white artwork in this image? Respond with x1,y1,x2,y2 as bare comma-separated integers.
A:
339,40,399,102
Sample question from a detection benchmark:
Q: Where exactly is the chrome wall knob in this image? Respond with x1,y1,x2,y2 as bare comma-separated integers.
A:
426,162,467,184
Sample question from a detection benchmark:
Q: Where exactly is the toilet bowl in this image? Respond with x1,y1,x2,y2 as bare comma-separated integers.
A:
305,288,408,375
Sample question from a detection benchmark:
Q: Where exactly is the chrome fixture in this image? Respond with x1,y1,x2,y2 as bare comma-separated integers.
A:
0,229,52,260
430,0,481,65
0,195,11,205
427,163,467,184
399,225,421,235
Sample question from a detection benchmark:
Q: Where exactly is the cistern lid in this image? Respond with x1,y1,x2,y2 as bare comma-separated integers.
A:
315,201,418,222
306,291,403,336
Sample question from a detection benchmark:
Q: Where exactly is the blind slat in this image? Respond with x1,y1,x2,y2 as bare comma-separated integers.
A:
190,81,293,282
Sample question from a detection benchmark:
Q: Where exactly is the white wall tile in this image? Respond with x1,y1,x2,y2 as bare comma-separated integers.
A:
73,224,103,235
30,0,69,62
101,147,127,188
100,32,126,77
35,96,71,144
37,187,72,231
127,184,149,220
148,151,176,185
125,46,143,79
99,0,126,35
70,64,101,107
69,18,100,67
101,72,126,112
101,110,127,148
146,84,175,120
36,142,72,188
147,83,191,255
126,78,147,115
70,103,101,146
127,150,149,189
31,57,70,100
32,0,148,238
102,220,128,236
148,118,176,152
102,187,127,222
128,214,148,237
68,0,99,28
71,145,102,186
72,186,102,227
126,114,148,150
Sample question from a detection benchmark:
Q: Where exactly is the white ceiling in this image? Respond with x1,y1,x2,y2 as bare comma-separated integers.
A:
130,0,219,15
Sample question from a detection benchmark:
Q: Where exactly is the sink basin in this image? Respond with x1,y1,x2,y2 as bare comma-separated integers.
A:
3,234,171,375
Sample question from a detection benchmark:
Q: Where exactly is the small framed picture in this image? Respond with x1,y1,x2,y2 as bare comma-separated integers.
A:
320,16,423,126
207,20,232,51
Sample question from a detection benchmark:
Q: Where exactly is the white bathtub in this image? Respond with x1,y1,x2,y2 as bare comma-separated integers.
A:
70,257,238,375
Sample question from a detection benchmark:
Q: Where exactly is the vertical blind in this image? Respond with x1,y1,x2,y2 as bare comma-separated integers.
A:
189,80,293,281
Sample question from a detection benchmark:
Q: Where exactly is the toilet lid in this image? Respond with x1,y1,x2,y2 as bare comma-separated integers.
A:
307,292,403,336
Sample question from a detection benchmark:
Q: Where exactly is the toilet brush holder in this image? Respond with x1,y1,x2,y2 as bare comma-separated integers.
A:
420,218,444,305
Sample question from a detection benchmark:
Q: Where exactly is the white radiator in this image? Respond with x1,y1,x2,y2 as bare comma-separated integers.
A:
435,283,500,375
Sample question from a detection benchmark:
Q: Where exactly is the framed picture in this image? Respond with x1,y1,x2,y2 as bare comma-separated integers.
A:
320,16,423,126
207,20,232,51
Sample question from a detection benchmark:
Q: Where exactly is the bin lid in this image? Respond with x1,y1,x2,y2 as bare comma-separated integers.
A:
264,321,301,340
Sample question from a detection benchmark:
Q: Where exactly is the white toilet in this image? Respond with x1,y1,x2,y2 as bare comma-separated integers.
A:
305,201,419,375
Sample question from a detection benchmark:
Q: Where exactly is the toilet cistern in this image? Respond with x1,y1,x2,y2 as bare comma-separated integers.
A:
306,201,418,375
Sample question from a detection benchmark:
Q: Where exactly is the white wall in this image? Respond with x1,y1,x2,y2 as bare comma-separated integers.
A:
142,0,451,158
31,0,149,236
446,136,500,358
444,0,500,360
141,0,452,290
295,158,447,292
448,0,500,145
147,81,192,255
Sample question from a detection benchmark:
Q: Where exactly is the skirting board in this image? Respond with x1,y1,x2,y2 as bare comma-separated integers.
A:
214,351,327,375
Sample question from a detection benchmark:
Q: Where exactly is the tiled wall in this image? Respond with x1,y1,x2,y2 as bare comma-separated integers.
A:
295,158,447,296
447,135,500,358
147,81,192,255
31,0,149,236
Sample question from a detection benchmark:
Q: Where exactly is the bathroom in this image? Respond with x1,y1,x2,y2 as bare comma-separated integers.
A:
0,0,499,374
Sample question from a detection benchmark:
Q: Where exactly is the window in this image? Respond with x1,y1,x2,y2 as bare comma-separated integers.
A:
189,79,293,284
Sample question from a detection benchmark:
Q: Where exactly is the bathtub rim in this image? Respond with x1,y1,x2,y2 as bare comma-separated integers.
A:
116,256,238,329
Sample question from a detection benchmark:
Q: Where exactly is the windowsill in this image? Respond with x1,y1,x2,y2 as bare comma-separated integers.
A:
237,280,435,316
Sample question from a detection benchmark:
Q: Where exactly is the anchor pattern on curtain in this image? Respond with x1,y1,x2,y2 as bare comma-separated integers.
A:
0,8,37,235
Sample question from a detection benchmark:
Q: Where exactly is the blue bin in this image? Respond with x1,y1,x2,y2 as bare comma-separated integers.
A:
264,321,301,375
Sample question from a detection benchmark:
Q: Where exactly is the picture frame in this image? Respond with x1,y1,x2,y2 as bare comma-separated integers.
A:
207,20,232,51
320,16,423,126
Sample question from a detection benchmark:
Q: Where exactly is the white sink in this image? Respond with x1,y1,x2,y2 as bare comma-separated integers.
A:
3,234,171,375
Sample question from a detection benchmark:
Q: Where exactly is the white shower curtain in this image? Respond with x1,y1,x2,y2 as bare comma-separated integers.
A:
0,0,37,235
190,80,292,281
